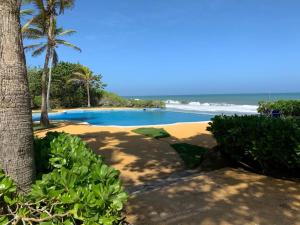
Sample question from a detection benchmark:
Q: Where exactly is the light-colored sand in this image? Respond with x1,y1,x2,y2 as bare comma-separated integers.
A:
35,122,216,187
126,168,300,225
34,118,300,225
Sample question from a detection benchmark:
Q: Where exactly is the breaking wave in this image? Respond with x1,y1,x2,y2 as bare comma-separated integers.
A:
165,100,258,114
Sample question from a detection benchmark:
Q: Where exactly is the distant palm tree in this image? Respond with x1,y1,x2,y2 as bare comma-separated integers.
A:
0,0,36,191
24,18,81,110
26,0,75,126
70,67,104,108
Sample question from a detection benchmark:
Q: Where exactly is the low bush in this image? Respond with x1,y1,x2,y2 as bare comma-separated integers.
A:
171,143,208,169
99,91,165,108
207,115,300,174
132,127,170,139
0,132,128,224
258,100,300,117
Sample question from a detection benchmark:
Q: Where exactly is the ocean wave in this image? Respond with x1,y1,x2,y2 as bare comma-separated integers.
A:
165,100,258,114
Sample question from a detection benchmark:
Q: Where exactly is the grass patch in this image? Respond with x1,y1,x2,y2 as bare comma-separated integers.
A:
33,123,57,131
132,127,171,139
171,143,208,169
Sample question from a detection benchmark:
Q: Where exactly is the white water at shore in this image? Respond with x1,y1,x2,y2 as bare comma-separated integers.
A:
165,100,258,114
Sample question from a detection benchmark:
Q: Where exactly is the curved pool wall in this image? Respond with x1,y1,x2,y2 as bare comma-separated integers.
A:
32,109,214,126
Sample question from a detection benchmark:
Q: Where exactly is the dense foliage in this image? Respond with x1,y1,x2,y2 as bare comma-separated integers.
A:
258,100,300,117
99,91,165,108
28,62,104,109
208,115,300,174
28,62,165,109
0,132,127,224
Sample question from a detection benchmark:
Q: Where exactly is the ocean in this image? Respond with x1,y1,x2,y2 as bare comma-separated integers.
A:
126,93,300,114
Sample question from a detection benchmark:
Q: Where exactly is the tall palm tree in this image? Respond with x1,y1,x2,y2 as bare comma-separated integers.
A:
70,67,104,108
24,19,81,110
0,0,36,192
27,0,75,127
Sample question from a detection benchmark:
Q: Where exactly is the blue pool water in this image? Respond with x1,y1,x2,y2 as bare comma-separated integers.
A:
32,109,213,126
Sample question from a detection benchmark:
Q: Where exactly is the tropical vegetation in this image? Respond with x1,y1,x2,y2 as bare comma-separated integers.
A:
258,100,300,117
28,62,164,109
69,66,104,108
0,132,128,224
24,17,81,110
99,91,165,108
23,0,77,127
208,115,300,176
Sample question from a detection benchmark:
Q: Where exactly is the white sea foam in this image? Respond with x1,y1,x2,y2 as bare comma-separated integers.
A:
165,100,258,114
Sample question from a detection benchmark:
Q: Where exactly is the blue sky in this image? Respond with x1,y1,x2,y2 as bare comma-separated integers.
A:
25,0,300,96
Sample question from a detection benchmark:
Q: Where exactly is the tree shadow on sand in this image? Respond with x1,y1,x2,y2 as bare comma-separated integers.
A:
126,168,300,225
77,129,216,189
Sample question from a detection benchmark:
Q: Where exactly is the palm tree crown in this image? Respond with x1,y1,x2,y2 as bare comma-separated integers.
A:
70,66,106,107
24,19,81,64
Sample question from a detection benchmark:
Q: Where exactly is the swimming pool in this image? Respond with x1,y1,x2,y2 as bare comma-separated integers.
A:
32,109,214,126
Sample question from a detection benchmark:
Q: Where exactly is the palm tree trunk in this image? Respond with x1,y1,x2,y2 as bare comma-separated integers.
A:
40,46,50,127
87,82,91,107
46,48,54,111
0,0,36,192
40,13,56,127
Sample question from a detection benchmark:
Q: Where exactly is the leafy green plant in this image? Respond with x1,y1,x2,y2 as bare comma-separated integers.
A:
258,100,300,117
171,143,208,169
208,115,300,174
132,127,171,139
0,132,128,224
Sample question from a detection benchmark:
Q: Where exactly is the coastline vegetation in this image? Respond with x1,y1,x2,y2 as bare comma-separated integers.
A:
258,100,300,117
28,62,165,109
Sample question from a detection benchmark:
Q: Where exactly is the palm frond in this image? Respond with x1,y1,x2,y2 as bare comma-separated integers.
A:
57,29,76,37
22,27,45,39
67,78,83,84
24,43,45,51
56,0,75,14
30,0,45,12
32,45,47,57
56,39,81,52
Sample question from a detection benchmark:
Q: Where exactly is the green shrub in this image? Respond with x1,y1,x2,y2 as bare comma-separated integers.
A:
99,91,165,108
33,95,42,108
132,127,170,139
258,100,300,117
171,143,208,169
1,132,128,224
207,115,300,173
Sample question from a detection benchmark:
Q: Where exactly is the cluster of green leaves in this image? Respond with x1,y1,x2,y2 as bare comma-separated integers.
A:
99,91,165,108
258,100,300,117
208,115,300,174
0,132,128,224
171,143,208,169
132,127,170,139
28,62,104,109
